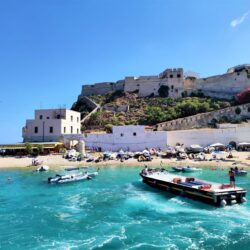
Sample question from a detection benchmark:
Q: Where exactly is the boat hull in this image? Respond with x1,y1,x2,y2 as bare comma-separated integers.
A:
140,174,246,207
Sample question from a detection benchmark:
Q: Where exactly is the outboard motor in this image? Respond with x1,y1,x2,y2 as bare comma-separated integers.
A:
48,177,52,183
220,199,227,207
241,197,247,203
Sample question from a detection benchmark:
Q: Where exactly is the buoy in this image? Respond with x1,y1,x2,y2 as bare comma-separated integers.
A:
220,199,227,207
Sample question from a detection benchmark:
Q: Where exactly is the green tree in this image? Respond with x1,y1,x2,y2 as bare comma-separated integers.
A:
164,97,175,106
37,144,44,155
235,107,242,115
25,142,33,155
181,91,188,98
158,85,169,97
145,107,166,124
176,101,198,117
197,102,210,113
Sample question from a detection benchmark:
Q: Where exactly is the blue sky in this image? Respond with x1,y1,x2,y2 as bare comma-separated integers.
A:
0,0,250,143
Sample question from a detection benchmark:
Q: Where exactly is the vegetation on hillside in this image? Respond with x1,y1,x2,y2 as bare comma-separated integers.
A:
72,91,234,131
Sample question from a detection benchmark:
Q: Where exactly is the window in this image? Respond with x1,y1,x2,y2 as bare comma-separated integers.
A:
120,133,124,137
177,74,181,78
34,127,38,134
170,74,173,78
77,128,79,134
49,127,53,134
133,132,137,136
39,115,43,120
57,114,61,119
77,117,79,122
64,127,66,133
71,126,73,134
71,115,73,122
46,117,50,119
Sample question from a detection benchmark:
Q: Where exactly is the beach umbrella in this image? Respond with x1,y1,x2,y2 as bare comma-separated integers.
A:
119,149,125,155
210,143,225,147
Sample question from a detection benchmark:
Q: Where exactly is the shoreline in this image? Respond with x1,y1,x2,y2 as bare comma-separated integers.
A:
0,152,250,170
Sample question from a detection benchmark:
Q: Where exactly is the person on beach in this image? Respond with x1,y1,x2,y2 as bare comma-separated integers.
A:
229,168,236,188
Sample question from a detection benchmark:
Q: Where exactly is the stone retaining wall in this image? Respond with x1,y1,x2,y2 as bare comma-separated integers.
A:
156,103,250,131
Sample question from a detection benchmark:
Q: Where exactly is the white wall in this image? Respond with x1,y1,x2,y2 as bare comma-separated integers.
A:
167,123,250,147
84,125,167,151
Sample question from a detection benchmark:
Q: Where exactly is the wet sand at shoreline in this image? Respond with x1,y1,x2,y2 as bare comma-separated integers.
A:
0,151,250,170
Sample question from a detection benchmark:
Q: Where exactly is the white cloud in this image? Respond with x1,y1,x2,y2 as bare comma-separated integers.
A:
231,11,249,27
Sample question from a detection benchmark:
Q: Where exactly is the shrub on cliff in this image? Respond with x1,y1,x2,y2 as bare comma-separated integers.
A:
158,85,169,97
145,106,166,124
105,124,113,133
88,111,103,126
235,107,242,115
106,90,124,102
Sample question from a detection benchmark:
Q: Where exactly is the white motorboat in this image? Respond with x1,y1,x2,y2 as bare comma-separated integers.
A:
236,170,247,176
48,172,91,184
36,165,49,172
48,169,99,184
182,166,202,172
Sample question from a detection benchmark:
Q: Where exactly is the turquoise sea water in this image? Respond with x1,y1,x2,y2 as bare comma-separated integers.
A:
0,166,249,250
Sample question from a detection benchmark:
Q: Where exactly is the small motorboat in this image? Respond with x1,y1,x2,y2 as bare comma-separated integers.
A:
36,165,49,172
48,172,91,184
182,166,202,172
236,170,247,176
65,166,80,171
172,167,183,172
48,169,99,184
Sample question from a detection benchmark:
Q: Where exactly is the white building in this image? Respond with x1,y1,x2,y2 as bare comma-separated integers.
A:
22,109,81,142
166,123,250,147
84,125,167,152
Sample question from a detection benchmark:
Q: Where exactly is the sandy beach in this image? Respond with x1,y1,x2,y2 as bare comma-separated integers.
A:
0,151,250,170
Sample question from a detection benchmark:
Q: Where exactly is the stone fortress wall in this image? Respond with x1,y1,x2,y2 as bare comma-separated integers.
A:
79,68,184,99
78,64,250,100
79,80,124,97
124,68,184,98
189,70,250,99
156,103,250,131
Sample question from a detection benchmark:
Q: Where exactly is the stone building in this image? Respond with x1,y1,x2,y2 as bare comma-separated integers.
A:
124,68,184,98
78,64,250,100
22,109,81,142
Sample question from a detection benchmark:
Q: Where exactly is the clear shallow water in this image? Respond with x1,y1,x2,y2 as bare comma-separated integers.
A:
0,166,249,250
